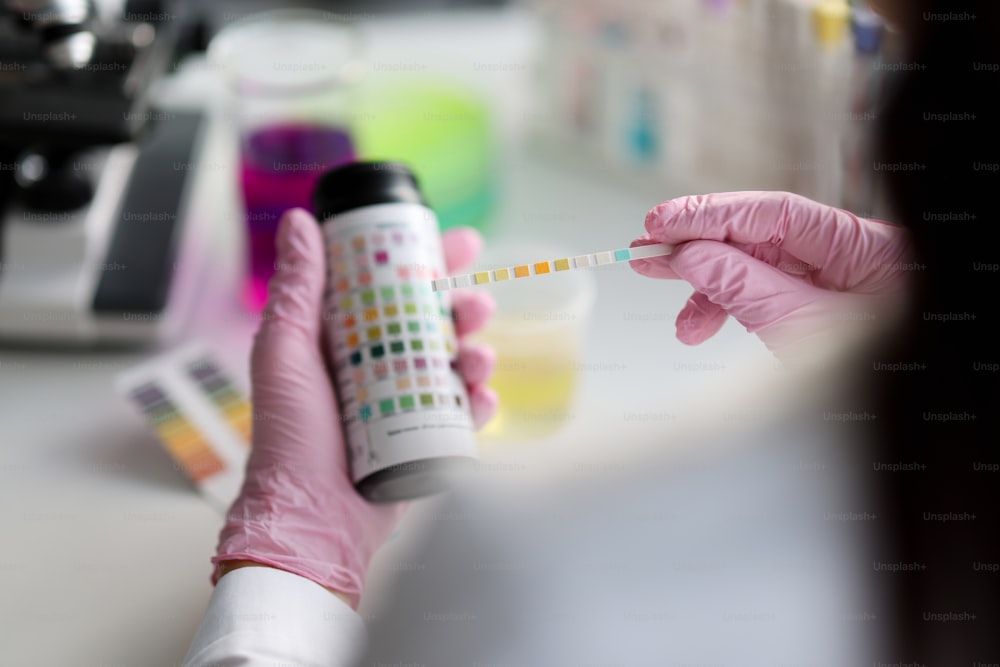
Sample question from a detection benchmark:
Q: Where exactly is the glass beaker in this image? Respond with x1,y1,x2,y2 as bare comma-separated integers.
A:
468,241,596,442
210,9,364,311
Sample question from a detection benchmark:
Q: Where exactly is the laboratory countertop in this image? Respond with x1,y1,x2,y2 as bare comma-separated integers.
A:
0,8,773,666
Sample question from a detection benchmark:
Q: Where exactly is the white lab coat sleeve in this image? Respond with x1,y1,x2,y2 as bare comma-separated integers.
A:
182,566,366,667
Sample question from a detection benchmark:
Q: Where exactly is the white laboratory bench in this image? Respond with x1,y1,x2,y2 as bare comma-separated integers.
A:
0,8,774,665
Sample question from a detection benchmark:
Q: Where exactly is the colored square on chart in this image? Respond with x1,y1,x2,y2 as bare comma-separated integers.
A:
387,323,402,335
374,250,389,264
357,387,368,402
432,358,444,368
336,277,350,293
340,296,353,311
434,376,445,386
367,326,381,341
514,265,530,278
554,258,571,271
595,251,613,265
404,303,418,315
331,243,344,258
414,357,427,370
432,278,451,291
425,321,437,332
354,254,368,269
371,344,385,359
420,283,432,295
347,333,360,347
379,398,395,415
495,268,511,281
534,261,551,275
361,289,376,305
393,359,407,373
334,260,348,275
396,377,411,390
407,321,421,333
352,369,365,384
455,395,464,407
474,271,491,285
614,248,631,262
417,376,431,388
390,341,406,354
419,393,434,407
392,232,403,244
455,274,472,288
358,271,373,286
382,305,397,319
344,314,356,329
399,395,416,410
380,286,395,301
364,308,379,322
438,393,449,404
352,237,366,252
426,340,439,351
444,340,453,353
374,361,388,377
401,285,414,298
373,233,386,247
422,304,434,315
411,340,424,352
349,351,362,366
359,404,372,422
398,267,411,280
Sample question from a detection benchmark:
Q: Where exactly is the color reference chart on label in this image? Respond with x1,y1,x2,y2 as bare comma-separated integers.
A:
116,345,252,512
325,224,469,434
431,242,675,292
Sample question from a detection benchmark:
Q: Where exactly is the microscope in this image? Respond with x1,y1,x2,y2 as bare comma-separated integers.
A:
0,0,209,345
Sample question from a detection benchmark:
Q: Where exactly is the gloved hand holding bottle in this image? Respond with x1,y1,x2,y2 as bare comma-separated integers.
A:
213,208,498,609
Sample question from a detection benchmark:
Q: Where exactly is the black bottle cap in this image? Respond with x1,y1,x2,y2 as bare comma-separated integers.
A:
312,161,427,220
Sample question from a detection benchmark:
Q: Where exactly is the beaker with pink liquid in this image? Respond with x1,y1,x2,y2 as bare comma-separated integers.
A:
210,9,364,311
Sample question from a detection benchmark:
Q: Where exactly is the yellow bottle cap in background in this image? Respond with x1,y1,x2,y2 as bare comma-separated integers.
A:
812,0,851,47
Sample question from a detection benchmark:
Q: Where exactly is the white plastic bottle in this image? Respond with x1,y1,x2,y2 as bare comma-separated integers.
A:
312,161,478,502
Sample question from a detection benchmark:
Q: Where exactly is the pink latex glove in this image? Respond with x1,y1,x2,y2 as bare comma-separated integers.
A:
631,192,913,358
213,209,498,608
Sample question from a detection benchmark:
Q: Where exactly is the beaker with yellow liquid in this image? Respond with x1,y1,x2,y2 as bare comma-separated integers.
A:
468,242,596,442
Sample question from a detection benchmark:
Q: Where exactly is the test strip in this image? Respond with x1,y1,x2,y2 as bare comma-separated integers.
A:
431,242,674,292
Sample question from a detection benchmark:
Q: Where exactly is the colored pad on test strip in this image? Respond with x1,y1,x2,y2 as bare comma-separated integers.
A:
430,242,674,292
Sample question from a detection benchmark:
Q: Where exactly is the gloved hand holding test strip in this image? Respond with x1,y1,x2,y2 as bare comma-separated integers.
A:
430,242,675,292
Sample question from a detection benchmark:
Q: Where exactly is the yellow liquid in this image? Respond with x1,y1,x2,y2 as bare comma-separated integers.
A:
478,350,579,441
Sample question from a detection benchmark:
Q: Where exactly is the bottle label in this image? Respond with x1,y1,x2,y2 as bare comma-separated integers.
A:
321,202,477,483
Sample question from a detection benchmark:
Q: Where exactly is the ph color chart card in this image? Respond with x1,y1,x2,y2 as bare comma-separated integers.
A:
116,344,251,512
322,204,476,481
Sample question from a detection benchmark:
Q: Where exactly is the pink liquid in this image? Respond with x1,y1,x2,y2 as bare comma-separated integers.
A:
239,123,355,311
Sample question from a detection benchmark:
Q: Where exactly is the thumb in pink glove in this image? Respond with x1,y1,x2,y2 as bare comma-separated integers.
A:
213,209,498,608
631,192,914,360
